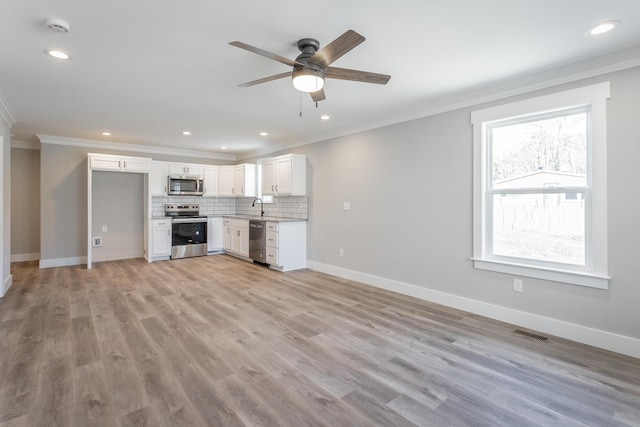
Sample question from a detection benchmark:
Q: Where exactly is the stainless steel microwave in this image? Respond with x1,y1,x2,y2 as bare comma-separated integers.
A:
168,175,204,196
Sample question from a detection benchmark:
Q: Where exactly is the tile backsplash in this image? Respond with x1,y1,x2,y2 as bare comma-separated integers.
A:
236,196,308,219
152,195,308,219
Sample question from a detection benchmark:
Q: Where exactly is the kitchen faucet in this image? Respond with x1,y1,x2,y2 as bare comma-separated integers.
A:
252,198,264,216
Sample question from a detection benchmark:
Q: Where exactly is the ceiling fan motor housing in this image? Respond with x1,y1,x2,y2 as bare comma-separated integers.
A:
295,38,322,69
292,38,325,92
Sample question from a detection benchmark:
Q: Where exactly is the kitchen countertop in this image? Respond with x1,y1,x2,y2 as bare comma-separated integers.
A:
221,215,307,222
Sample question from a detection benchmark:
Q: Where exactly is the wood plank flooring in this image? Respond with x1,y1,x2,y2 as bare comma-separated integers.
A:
1,256,639,426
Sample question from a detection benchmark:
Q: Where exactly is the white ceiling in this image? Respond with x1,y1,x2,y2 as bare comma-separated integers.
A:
2,1,640,159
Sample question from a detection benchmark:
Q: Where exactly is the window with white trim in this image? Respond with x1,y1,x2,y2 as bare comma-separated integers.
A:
471,83,610,289
256,162,274,204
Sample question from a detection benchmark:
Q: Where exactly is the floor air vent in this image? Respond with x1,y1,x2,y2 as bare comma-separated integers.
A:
514,329,549,342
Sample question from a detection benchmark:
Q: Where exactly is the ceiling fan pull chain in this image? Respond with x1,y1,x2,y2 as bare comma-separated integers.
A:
299,93,303,117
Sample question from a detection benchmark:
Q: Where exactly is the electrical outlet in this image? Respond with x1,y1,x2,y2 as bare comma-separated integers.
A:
513,278,523,293
102,225,108,232
339,248,344,257
93,237,103,247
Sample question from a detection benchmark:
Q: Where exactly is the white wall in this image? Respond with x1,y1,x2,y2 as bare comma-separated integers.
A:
285,67,640,357
91,171,144,262
40,144,88,266
11,146,39,261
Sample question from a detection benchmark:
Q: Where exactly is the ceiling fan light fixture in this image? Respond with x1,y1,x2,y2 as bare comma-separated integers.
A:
292,68,324,93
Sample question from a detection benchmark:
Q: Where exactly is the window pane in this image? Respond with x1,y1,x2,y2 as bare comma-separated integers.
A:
491,111,587,186
492,193,585,265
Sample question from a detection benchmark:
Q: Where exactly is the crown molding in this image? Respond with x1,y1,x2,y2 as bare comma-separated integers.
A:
238,46,640,160
36,134,236,161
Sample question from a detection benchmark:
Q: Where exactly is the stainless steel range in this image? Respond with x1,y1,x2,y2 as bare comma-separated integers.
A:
165,204,207,259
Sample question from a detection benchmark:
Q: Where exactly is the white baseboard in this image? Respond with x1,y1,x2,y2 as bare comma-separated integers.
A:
92,251,144,264
1,274,12,298
306,260,640,360
39,256,87,269
11,252,40,262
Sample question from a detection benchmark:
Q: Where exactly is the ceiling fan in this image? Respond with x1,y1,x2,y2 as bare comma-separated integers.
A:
229,30,391,102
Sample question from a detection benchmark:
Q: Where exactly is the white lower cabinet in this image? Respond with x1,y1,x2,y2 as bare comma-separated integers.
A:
265,221,306,272
151,218,171,259
221,217,307,270
223,218,249,258
207,217,224,252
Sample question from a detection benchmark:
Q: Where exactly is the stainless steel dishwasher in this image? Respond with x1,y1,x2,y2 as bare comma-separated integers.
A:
249,220,268,264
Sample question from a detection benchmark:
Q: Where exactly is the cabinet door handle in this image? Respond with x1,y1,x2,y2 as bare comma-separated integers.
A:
272,185,274,191
241,187,244,193
275,184,278,192
123,161,127,168
167,230,170,236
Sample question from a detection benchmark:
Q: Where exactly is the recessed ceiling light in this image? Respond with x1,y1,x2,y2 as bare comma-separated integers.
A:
259,132,268,136
182,131,191,136
220,146,228,150
101,132,111,136
586,20,621,36
45,49,72,60
320,114,331,120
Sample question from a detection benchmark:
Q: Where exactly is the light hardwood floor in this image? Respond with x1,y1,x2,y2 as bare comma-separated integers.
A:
1,255,639,426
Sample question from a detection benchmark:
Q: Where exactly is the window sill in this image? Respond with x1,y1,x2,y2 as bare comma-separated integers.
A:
472,258,609,289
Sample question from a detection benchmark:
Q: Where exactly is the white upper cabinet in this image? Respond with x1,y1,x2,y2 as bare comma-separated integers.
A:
168,163,204,177
150,161,169,196
144,160,258,198
89,153,151,173
233,164,256,197
261,159,276,195
218,166,235,196
203,166,218,197
261,154,306,196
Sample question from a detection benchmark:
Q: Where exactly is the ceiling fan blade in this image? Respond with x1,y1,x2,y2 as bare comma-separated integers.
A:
325,66,391,85
310,88,326,102
238,72,291,87
310,30,365,68
229,41,303,67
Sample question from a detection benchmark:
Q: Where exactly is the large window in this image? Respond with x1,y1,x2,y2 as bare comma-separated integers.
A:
471,83,609,289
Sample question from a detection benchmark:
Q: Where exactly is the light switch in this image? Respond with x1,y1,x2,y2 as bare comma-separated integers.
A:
102,225,108,232
343,202,351,211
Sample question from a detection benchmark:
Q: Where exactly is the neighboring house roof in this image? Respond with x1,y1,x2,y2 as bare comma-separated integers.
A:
493,170,586,189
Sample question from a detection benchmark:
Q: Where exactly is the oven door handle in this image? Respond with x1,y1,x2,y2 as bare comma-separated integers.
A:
171,218,208,223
